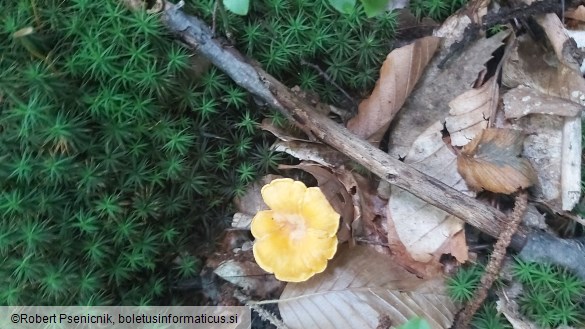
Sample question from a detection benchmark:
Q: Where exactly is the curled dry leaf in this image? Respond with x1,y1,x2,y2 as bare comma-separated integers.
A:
445,76,497,146
347,36,440,146
457,128,537,194
279,245,455,329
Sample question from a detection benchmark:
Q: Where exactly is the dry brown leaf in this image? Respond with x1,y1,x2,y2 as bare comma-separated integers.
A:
457,128,537,194
503,85,583,118
446,76,497,146
279,245,456,329
388,186,468,264
388,31,510,159
347,36,440,146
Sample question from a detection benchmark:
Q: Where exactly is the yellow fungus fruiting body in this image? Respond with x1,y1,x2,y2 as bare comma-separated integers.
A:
251,178,340,282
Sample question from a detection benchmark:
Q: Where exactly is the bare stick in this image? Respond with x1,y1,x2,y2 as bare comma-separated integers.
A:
454,192,528,329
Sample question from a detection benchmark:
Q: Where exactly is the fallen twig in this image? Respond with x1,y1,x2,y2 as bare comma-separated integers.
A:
454,191,528,329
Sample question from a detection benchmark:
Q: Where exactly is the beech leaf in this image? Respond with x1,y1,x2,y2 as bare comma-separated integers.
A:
388,122,470,264
445,77,497,146
457,128,537,194
347,36,440,146
279,245,456,329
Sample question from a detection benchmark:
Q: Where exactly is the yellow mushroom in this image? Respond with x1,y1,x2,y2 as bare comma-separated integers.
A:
251,178,340,282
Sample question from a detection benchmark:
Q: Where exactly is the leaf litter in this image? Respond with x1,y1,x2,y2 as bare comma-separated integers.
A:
218,3,585,329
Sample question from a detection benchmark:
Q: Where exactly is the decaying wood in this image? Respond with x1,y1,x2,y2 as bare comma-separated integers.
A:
536,13,583,211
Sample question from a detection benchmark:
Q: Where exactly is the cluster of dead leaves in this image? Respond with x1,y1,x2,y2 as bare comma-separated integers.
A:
208,5,584,329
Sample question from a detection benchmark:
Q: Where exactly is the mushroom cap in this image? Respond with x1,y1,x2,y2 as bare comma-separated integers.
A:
251,178,340,282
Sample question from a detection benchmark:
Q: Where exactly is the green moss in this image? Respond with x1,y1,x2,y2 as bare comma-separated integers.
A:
513,259,585,328
409,0,468,21
447,259,585,328
0,0,278,305
2,0,462,306
471,302,511,329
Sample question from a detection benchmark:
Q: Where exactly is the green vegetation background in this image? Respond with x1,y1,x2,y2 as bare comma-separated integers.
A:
3,1,582,328
0,0,406,305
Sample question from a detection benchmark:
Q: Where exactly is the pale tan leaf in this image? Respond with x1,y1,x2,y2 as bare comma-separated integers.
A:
388,186,467,263
347,36,440,146
388,31,510,159
446,77,497,146
279,245,456,329
388,121,471,263
457,128,537,194
503,85,583,118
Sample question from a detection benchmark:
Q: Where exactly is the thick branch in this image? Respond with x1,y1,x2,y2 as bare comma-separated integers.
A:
159,0,527,249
